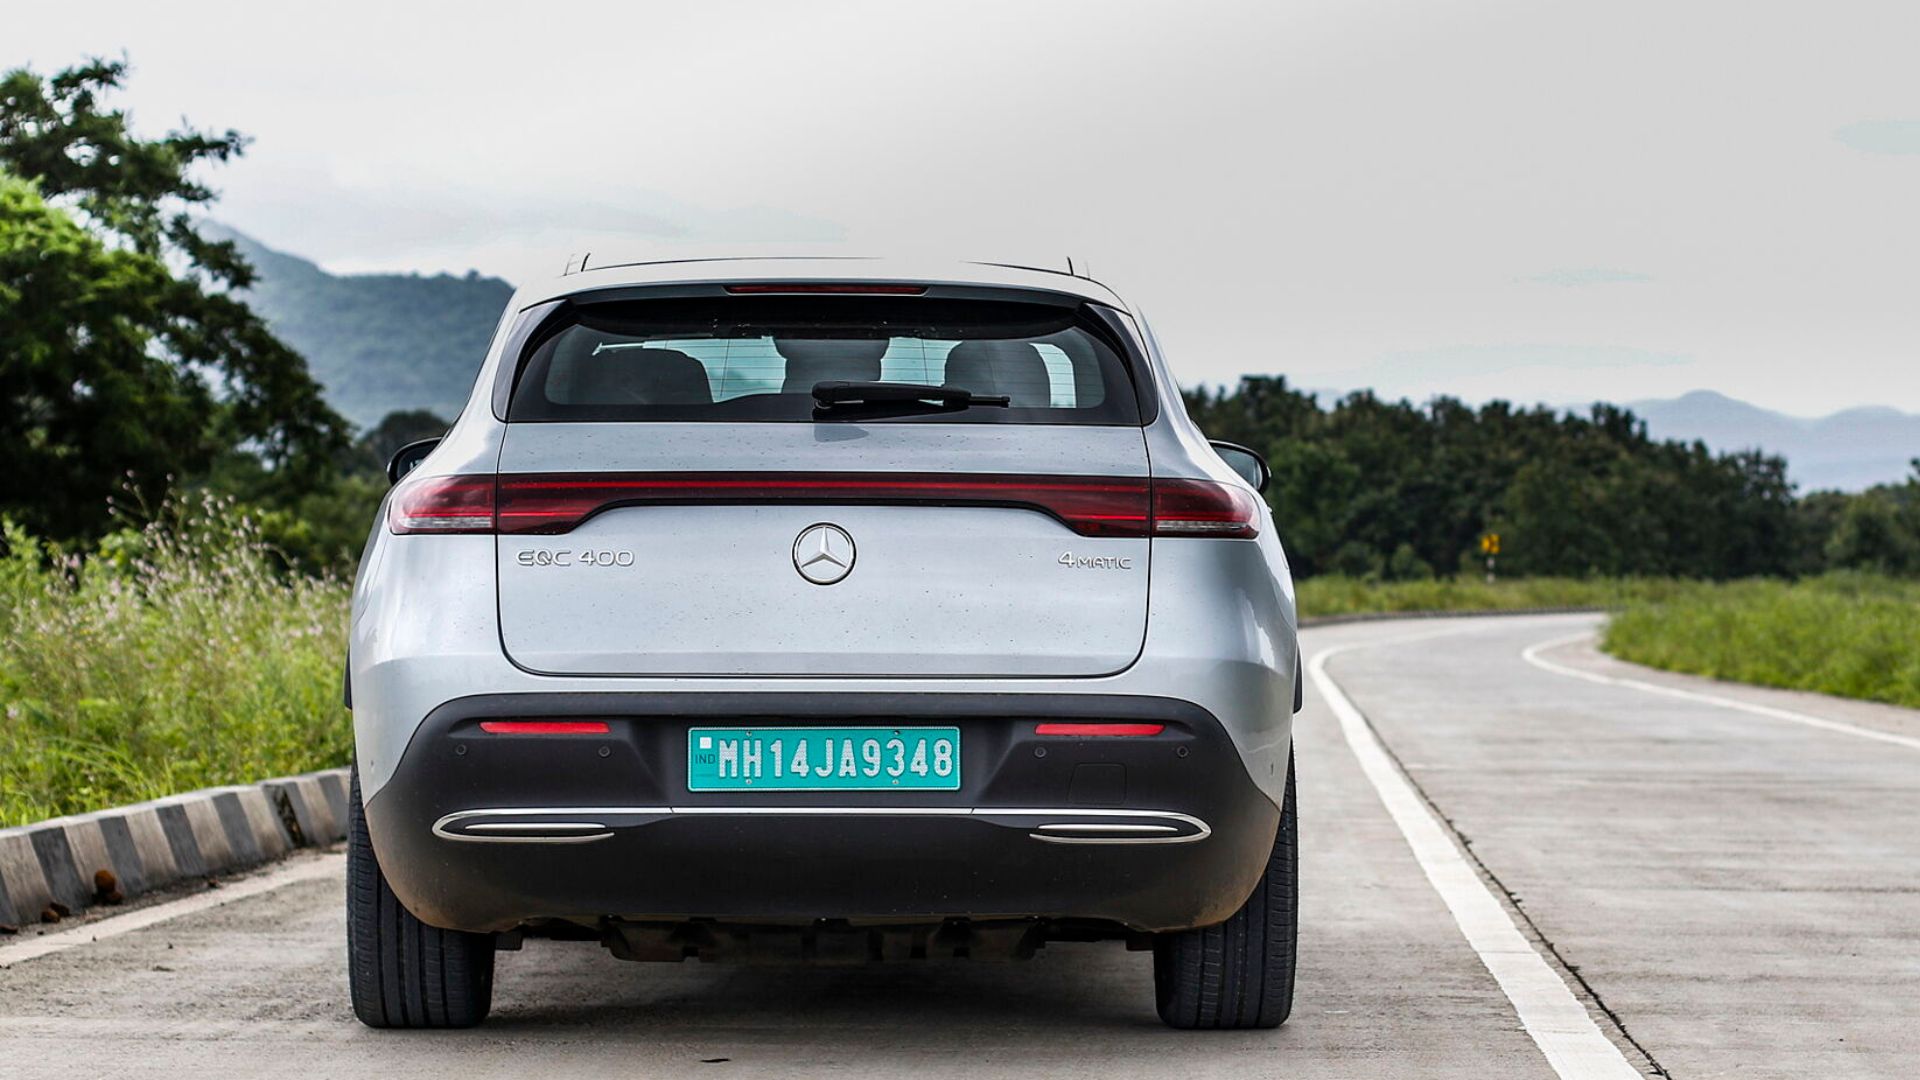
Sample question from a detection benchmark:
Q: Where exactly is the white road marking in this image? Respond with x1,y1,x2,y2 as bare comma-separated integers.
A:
1310,632,1644,1080
0,853,342,969
1523,631,1920,753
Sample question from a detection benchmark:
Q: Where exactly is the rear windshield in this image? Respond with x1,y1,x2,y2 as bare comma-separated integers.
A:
507,295,1141,424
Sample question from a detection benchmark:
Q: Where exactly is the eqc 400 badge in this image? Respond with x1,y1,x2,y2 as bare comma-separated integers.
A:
515,549,636,567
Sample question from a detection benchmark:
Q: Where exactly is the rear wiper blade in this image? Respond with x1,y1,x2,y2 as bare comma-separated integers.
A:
812,381,1011,411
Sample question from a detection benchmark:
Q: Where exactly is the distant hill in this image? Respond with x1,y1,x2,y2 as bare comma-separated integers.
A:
207,225,514,429
1627,390,1919,493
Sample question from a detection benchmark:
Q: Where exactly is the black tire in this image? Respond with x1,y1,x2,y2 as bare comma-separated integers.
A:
347,767,495,1028
1153,748,1297,1030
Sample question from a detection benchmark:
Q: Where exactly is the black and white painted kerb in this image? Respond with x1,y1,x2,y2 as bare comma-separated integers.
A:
0,768,349,929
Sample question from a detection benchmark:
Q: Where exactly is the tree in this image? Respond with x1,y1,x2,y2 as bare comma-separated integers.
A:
1,175,202,534
355,409,452,474
1182,375,1822,580
0,58,346,538
1825,464,1920,576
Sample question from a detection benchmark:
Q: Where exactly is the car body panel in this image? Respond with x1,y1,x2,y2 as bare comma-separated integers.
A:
493,421,1153,677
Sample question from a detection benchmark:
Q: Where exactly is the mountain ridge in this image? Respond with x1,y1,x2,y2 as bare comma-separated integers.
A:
1627,389,1918,492
205,223,513,428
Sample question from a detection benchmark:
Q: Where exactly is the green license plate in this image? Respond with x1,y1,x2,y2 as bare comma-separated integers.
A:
687,726,961,792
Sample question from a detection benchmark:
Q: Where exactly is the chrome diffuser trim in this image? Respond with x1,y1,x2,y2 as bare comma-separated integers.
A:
431,806,1211,845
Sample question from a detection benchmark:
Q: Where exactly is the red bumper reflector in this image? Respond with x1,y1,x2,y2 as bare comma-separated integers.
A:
478,721,611,735
1033,722,1166,737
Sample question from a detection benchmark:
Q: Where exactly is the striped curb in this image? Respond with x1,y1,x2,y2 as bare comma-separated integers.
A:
0,767,350,930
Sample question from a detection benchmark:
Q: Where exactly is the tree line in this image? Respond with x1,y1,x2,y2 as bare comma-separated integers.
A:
1185,377,1920,580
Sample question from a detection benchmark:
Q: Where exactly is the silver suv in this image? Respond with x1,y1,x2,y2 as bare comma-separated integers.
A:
345,258,1301,1030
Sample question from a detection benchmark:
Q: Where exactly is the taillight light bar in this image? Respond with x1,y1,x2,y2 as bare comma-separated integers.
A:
496,473,1154,537
389,472,1258,538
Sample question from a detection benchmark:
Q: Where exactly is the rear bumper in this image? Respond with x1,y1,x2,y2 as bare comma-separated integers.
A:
363,693,1283,934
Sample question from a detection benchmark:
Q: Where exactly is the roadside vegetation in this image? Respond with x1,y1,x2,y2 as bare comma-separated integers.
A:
1604,574,1920,708
1302,572,1920,710
1295,576,1687,619
0,505,350,826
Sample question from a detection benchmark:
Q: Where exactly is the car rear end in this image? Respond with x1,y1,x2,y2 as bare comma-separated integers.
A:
346,262,1299,1026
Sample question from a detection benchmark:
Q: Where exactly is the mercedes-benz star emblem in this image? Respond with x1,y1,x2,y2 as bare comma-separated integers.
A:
792,523,856,585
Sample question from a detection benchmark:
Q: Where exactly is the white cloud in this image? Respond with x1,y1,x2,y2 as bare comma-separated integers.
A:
1525,268,1654,287
1835,120,1920,155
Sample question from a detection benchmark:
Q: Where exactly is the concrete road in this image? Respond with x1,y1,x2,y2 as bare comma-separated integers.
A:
3,614,1915,1079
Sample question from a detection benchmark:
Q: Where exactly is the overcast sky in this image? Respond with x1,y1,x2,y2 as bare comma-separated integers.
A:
10,0,1919,414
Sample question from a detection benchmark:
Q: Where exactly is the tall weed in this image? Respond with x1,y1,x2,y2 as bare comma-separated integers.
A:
0,499,350,825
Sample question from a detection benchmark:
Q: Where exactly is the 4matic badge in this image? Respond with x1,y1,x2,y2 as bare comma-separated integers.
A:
1058,552,1135,570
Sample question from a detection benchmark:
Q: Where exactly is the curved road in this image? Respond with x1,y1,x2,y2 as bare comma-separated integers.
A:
3,614,1916,1078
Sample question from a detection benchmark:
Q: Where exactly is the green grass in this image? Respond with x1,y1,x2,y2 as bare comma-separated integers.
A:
1298,572,1920,708
1603,574,1920,708
1295,575,1691,620
0,504,350,826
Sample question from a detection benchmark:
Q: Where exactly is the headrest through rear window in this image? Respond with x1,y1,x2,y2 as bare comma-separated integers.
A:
559,347,713,405
943,340,1052,408
775,338,888,393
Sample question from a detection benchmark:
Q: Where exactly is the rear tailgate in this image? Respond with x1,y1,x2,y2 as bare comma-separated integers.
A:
495,423,1151,677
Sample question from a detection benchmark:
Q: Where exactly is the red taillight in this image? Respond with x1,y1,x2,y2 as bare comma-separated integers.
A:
723,283,928,295
478,720,611,734
1033,722,1166,737
493,473,1151,537
390,472,1256,539
1152,479,1260,539
388,474,495,534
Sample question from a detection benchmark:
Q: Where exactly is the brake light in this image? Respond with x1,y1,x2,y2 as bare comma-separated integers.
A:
1152,479,1260,538
1033,722,1165,736
388,474,494,534
478,720,611,734
723,283,928,295
493,473,1151,537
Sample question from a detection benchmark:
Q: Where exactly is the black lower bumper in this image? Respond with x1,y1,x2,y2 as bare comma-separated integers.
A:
364,693,1282,934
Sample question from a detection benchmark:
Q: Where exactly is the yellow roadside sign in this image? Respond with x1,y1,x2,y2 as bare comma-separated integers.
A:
1479,533,1501,556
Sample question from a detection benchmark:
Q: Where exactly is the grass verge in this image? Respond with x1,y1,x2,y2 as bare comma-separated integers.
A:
0,504,350,827
1295,575,1689,619
1299,572,1920,709
1602,573,1920,708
